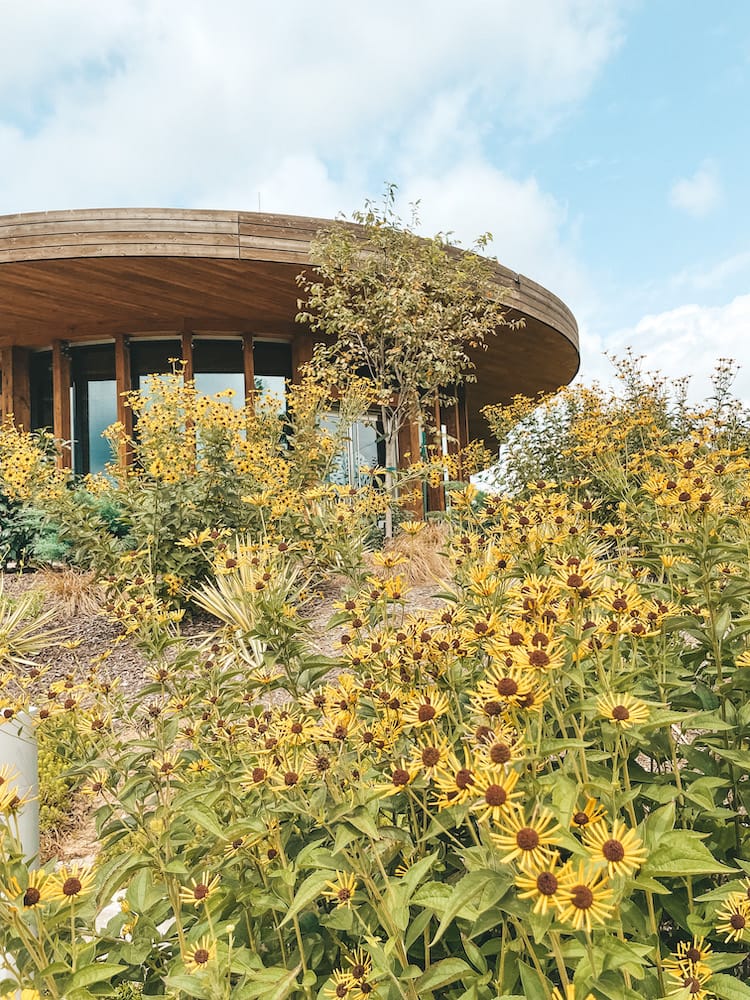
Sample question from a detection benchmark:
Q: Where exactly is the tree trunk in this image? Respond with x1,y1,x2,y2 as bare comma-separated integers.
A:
382,407,398,539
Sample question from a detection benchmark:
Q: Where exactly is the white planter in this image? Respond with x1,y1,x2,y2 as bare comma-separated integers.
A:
0,711,40,864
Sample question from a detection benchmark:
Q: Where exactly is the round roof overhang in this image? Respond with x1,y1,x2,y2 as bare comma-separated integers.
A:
0,208,579,443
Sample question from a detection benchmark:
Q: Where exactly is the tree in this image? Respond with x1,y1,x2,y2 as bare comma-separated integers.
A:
296,188,515,531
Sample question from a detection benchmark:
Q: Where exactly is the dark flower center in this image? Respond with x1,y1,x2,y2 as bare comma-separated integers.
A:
418,704,436,722
536,872,558,895
194,883,209,900
611,705,630,721
573,811,589,826
484,784,507,807
528,649,550,668
23,887,41,906
193,948,210,965
351,963,366,979
602,839,625,863
338,888,351,901
496,677,518,696
490,742,512,764
685,947,701,962
730,913,746,930
571,884,594,910
284,771,299,786
483,700,503,717
62,877,82,897
392,768,410,786
422,747,440,767
455,768,474,790
516,828,540,851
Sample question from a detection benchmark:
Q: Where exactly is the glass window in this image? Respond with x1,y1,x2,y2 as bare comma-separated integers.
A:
193,339,245,408
30,351,53,432
70,345,117,475
323,412,381,487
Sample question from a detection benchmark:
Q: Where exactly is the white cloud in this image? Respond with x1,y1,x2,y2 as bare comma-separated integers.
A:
397,160,590,314
669,161,722,218
0,1,625,214
586,294,750,402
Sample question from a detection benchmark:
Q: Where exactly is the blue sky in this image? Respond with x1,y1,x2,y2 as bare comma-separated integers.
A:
1,1,748,399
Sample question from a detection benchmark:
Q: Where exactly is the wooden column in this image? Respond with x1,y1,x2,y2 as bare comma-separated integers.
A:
181,331,194,382
52,341,72,468
242,334,255,402
0,347,10,422
114,335,133,468
2,348,31,430
292,331,313,383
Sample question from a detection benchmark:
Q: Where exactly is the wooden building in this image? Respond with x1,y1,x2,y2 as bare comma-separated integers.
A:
0,208,579,497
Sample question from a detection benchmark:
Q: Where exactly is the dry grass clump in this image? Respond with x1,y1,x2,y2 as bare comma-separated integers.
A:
384,521,451,585
32,568,104,618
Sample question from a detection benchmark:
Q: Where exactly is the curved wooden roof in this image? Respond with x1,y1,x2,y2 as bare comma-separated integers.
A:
0,208,579,443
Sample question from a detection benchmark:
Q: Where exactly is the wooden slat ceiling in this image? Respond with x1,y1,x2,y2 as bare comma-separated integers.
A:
0,208,580,444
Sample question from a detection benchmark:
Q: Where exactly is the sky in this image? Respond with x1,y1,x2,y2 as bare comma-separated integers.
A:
1,0,749,402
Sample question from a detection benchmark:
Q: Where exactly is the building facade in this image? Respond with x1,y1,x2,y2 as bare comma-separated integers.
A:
0,208,579,498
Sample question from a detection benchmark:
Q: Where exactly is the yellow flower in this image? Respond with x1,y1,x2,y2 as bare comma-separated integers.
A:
48,865,95,904
490,808,561,870
515,853,566,916
322,871,358,909
470,767,522,823
183,936,216,973
571,797,607,832
179,871,220,907
557,862,615,932
596,692,650,729
400,687,450,727
715,895,750,943
584,818,648,877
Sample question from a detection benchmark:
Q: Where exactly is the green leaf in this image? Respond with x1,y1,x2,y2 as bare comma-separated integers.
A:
642,832,736,877
67,963,128,990
518,960,549,1000
181,799,226,840
416,958,472,993
279,871,329,926
707,974,750,1000
430,871,503,946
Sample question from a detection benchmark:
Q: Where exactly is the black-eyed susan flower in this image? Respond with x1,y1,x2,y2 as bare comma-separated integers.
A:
515,853,566,916
433,754,477,810
322,872,358,909
3,869,50,910
323,969,355,998
571,797,607,832
470,767,522,823
664,962,714,999
179,871,220,907
401,687,450,727
557,862,614,932
490,808,561,870
715,896,750,943
596,692,650,729
48,865,95,904
183,936,216,973
584,818,647,877
345,947,373,983
409,736,453,777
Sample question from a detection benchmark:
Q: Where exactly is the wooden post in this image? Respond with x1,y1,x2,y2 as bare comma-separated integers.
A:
114,335,133,468
426,397,446,513
181,331,194,382
0,347,10,422
242,333,255,403
292,331,313,383
52,341,72,468
4,348,31,430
